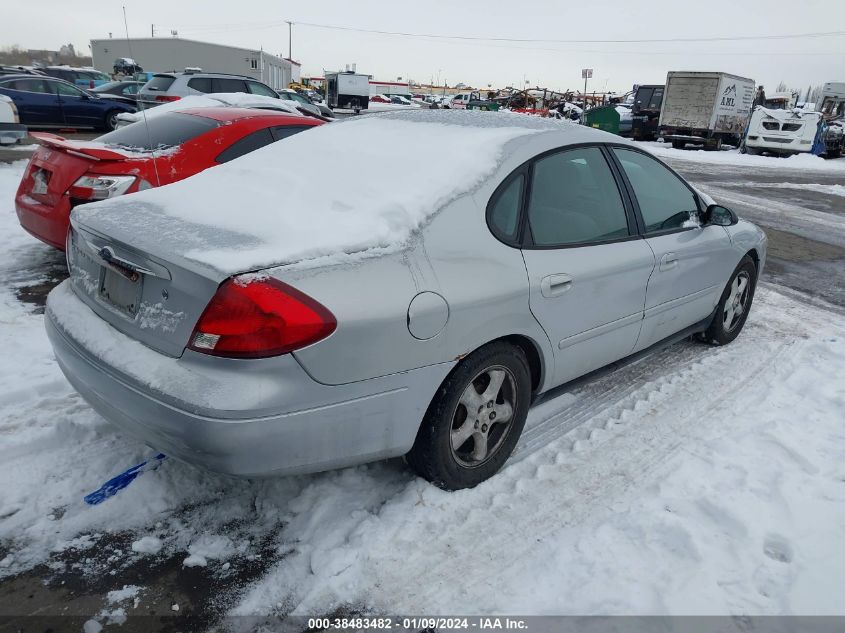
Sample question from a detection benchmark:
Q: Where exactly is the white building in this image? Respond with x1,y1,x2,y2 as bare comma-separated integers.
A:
90,37,293,90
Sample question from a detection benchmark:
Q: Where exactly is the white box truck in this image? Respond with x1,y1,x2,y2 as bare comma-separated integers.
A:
325,71,370,113
659,71,755,150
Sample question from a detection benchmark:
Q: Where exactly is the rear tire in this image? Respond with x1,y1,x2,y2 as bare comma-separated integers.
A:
406,341,532,490
703,255,757,346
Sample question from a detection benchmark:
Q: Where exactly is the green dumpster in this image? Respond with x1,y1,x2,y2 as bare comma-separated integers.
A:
582,105,620,135
466,100,500,111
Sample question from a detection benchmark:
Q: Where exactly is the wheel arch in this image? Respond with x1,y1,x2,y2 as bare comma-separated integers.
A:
498,334,545,394
745,248,760,276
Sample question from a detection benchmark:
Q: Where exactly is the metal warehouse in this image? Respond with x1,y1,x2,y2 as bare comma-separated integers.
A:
89,37,293,90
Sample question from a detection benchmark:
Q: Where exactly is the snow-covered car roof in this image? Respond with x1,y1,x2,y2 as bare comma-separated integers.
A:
73,110,613,275
116,93,301,126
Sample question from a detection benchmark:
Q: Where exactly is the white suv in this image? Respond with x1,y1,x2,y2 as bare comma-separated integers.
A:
137,71,280,110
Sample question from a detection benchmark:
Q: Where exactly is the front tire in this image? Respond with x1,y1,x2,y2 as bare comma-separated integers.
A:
703,255,757,345
407,341,531,490
104,110,121,131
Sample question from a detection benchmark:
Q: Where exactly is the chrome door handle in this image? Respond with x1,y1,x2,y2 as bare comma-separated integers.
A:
540,274,573,297
659,253,678,271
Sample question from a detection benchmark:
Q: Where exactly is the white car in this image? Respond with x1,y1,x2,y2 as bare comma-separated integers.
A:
743,106,824,156
0,94,27,145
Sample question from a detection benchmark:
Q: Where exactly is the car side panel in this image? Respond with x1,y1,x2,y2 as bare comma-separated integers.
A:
288,195,552,389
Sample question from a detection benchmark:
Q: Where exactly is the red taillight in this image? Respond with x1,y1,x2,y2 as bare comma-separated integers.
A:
155,95,181,103
188,276,336,359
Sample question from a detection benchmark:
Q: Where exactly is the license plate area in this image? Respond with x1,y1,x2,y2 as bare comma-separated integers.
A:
99,266,143,317
32,167,51,195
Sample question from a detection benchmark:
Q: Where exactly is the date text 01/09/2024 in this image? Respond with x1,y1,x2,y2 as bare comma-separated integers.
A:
306,618,528,630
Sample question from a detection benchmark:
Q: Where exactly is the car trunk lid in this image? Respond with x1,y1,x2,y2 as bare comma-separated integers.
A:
67,215,228,358
22,133,132,208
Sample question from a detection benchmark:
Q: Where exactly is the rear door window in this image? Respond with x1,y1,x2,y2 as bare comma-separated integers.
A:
247,81,278,98
212,78,248,93
216,128,275,163
527,147,630,246
145,75,176,92
96,112,220,150
187,77,213,93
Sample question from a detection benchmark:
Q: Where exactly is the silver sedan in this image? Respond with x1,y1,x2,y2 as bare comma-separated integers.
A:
46,111,766,490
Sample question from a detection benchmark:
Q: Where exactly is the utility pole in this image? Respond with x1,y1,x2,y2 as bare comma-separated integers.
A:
286,21,293,60
151,24,155,38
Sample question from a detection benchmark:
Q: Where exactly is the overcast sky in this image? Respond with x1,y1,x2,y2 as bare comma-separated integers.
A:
5,0,845,93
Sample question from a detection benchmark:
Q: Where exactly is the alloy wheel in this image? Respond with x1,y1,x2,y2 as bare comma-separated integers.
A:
723,271,750,332
450,366,517,467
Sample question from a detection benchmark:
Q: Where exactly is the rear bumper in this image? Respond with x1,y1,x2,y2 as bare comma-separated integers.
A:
45,282,452,477
0,122,27,145
15,193,71,250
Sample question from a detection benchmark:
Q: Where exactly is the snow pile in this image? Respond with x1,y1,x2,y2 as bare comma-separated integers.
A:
74,111,541,273
130,536,162,554
106,584,140,604
754,106,822,123
641,141,845,172
116,92,300,126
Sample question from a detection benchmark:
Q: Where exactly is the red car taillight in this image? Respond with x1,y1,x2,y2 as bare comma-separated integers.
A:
68,175,137,201
156,95,181,103
188,277,336,359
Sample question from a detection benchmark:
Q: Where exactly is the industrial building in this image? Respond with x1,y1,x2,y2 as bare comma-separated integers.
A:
89,37,293,90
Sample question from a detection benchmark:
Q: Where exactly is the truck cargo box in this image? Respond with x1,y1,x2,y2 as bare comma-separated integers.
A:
659,71,754,148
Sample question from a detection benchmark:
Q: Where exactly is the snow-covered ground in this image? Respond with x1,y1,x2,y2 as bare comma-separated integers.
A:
1,158,844,620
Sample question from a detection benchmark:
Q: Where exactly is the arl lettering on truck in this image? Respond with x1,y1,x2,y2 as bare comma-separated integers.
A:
721,84,737,107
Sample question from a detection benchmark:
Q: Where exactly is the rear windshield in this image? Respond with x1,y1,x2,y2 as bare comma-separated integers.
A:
95,112,220,151
145,75,176,92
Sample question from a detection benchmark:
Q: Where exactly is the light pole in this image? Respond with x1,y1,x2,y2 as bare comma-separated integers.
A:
286,21,293,60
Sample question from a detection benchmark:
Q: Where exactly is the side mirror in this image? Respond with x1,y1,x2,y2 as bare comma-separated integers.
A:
703,204,738,226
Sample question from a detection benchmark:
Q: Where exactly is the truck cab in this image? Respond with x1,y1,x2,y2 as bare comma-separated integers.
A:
449,92,478,109
631,84,664,140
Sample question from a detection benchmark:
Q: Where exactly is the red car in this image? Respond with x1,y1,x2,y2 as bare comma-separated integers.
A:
15,108,322,250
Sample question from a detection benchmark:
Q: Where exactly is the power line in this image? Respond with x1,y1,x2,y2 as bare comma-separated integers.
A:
160,18,845,44
286,21,845,44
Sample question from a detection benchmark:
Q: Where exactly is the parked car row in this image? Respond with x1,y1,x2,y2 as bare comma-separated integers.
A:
0,74,136,131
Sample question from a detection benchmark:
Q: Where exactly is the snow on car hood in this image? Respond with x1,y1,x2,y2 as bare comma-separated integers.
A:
72,111,542,275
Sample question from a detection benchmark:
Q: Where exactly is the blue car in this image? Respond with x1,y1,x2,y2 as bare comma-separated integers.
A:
0,75,136,131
